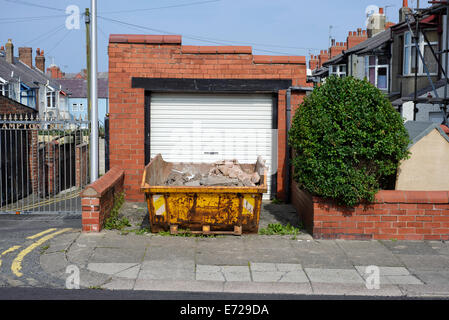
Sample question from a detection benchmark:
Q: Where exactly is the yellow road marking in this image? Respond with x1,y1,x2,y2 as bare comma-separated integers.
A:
26,228,57,240
0,245,22,269
1,246,21,256
11,228,72,277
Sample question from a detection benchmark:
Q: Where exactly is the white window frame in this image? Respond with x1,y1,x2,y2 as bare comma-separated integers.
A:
365,56,389,90
72,103,78,111
403,30,438,76
78,103,84,112
46,86,56,108
329,64,347,77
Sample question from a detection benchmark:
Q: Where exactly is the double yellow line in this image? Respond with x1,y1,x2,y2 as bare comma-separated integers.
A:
0,228,73,277
2,191,80,212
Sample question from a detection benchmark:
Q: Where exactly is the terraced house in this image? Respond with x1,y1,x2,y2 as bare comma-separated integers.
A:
0,39,70,120
309,1,449,124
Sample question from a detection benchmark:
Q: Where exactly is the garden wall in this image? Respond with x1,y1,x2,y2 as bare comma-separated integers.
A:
292,181,449,240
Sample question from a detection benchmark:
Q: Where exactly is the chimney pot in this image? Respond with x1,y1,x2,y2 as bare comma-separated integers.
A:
379,7,384,14
403,0,408,8
35,47,45,73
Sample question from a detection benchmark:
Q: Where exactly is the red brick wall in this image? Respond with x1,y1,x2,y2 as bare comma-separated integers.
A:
108,34,308,202
292,182,449,241
0,95,37,115
81,166,125,232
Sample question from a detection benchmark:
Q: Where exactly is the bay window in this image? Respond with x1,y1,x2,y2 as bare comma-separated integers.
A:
365,56,389,90
403,30,438,76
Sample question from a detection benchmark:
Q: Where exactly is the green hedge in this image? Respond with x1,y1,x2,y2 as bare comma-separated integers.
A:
289,76,410,207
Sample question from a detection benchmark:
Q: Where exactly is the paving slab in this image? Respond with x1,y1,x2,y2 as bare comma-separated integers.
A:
311,283,404,297
196,265,226,282
138,260,195,281
355,266,411,276
250,263,308,283
89,247,146,263
144,246,195,261
397,254,449,271
87,263,139,276
305,268,365,284
223,282,313,295
196,250,249,266
221,266,251,282
337,241,404,267
101,278,135,290
133,279,224,293
244,248,302,264
40,252,69,274
380,241,440,255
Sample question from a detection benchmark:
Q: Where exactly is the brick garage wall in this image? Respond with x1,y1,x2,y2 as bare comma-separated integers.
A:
108,34,308,202
292,181,449,241
81,167,125,232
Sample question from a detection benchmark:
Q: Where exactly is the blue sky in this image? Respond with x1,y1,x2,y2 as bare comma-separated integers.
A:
0,0,417,73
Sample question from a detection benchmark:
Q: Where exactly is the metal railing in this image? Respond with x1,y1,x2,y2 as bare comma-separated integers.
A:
0,114,90,215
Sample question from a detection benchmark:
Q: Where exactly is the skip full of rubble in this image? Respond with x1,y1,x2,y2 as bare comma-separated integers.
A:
165,160,262,187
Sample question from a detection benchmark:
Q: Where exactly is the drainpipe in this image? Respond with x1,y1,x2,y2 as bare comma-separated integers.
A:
285,86,314,203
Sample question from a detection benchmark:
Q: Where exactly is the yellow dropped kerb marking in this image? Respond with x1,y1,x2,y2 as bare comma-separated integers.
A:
153,195,166,216
26,228,57,240
11,228,72,277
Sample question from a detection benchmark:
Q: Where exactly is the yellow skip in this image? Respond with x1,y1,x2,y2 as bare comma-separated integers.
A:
11,228,72,277
26,228,57,240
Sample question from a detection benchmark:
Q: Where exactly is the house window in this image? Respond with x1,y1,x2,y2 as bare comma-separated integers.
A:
365,56,389,90
403,30,438,76
20,84,36,108
46,90,56,108
329,64,347,77
79,103,84,112
72,103,78,111
0,83,9,98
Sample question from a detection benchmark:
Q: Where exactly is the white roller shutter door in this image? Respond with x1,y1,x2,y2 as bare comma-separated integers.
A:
150,93,276,198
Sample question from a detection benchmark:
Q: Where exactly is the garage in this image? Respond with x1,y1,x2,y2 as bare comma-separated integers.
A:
149,93,277,198
108,34,308,202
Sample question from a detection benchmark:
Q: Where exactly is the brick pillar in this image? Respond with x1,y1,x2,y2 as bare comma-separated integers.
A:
76,143,89,188
28,130,39,194
46,141,60,195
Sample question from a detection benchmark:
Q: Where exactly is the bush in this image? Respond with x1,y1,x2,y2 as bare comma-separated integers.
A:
289,76,410,207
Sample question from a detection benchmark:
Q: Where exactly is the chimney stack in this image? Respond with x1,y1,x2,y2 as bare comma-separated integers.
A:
399,0,411,23
367,7,387,38
35,48,46,73
18,47,33,68
5,39,14,65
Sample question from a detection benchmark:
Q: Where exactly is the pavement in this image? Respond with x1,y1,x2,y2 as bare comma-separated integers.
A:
1,202,449,298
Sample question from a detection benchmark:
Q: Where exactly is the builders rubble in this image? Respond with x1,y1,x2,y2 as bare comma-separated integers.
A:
164,160,262,187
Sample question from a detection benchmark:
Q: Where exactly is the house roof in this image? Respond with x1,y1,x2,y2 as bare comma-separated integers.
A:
322,29,392,68
404,121,449,148
56,78,109,98
312,66,329,77
0,51,64,91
